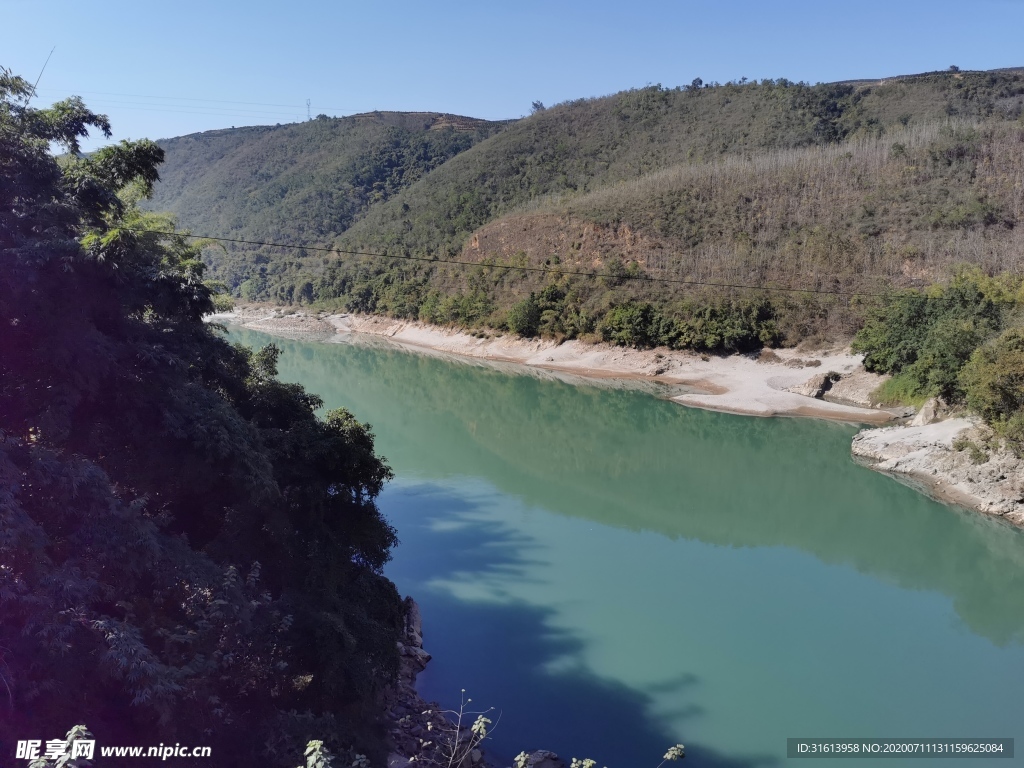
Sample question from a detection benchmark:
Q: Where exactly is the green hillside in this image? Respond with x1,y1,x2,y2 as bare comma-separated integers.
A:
153,67,1024,347
146,110,502,286
336,69,1024,262
316,118,1024,347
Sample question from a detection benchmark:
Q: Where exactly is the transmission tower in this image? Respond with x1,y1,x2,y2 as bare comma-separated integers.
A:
306,99,311,120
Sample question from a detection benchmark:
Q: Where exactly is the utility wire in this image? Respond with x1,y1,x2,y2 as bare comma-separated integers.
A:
26,47,56,106
35,88,306,109
52,97,308,119
36,88,353,118
126,228,892,299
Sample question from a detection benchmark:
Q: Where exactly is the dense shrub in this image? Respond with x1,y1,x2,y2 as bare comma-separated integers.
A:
673,299,781,352
853,270,1024,450
599,302,660,346
853,271,1013,400
506,293,542,336
598,298,780,353
961,328,1024,454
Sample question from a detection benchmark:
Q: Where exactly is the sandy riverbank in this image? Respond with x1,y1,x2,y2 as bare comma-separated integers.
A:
209,304,1024,528
211,305,896,424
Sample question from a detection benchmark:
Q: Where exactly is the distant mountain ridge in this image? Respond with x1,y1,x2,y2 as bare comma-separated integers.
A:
149,67,1024,344
146,110,504,272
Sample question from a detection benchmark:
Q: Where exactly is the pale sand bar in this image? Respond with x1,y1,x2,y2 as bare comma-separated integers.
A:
212,306,894,425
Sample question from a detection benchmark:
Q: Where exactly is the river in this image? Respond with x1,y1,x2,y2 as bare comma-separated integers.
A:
228,328,1024,767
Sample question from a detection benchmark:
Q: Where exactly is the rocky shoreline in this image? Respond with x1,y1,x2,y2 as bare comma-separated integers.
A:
387,599,572,768
384,598,475,768
210,305,896,423
851,418,1024,528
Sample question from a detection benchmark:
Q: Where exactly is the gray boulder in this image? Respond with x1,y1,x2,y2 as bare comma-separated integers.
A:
787,372,838,399
910,397,939,426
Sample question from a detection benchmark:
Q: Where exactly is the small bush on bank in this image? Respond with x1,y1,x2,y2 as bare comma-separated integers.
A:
507,293,542,336
870,373,932,407
961,327,1024,455
211,292,236,312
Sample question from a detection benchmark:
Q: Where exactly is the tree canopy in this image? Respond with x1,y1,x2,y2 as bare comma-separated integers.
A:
0,69,403,765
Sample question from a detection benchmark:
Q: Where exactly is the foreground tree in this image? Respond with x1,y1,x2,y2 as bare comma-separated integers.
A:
0,70,403,765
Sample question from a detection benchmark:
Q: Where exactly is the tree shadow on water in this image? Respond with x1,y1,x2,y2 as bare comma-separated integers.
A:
384,483,779,768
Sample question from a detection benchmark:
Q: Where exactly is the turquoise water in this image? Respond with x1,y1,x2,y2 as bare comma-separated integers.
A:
229,329,1024,767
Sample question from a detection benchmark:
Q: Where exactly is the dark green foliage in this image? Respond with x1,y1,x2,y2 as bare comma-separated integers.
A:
598,298,781,353
853,271,1012,400
506,293,542,336
145,113,500,295
0,71,403,766
854,269,1024,444
961,328,1024,455
418,288,492,326
599,302,660,347
854,291,934,374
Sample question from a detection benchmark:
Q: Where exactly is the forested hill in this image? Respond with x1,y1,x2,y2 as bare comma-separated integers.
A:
336,69,1024,261
2,71,406,766
146,110,501,270
154,68,1024,341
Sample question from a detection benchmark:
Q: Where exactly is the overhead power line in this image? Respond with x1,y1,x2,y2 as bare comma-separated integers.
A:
35,87,306,109
36,87,354,119
125,228,891,299
63,102,305,120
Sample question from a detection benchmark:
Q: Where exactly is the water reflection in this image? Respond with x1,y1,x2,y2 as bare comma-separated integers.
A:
384,482,779,768
228,328,1024,648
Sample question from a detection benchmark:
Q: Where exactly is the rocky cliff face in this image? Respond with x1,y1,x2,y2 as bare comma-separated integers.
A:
386,598,495,768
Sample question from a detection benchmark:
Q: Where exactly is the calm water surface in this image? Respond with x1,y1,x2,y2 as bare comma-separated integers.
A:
230,329,1024,767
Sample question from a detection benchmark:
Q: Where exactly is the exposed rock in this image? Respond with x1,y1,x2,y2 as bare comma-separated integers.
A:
910,397,940,427
825,368,890,407
782,357,822,368
401,644,432,667
404,596,424,648
522,750,567,768
384,598,496,768
852,418,1024,525
786,372,838,398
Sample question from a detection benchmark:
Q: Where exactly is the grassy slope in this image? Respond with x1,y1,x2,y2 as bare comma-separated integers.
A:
336,70,1024,259
439,121,1024,335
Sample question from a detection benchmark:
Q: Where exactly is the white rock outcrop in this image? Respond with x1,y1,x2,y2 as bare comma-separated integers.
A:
852,418,1024,525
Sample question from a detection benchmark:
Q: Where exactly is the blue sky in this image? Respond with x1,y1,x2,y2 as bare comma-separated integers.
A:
5,0,1024,150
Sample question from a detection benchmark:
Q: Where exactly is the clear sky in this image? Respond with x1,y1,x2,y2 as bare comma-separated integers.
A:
4,0,1024,150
